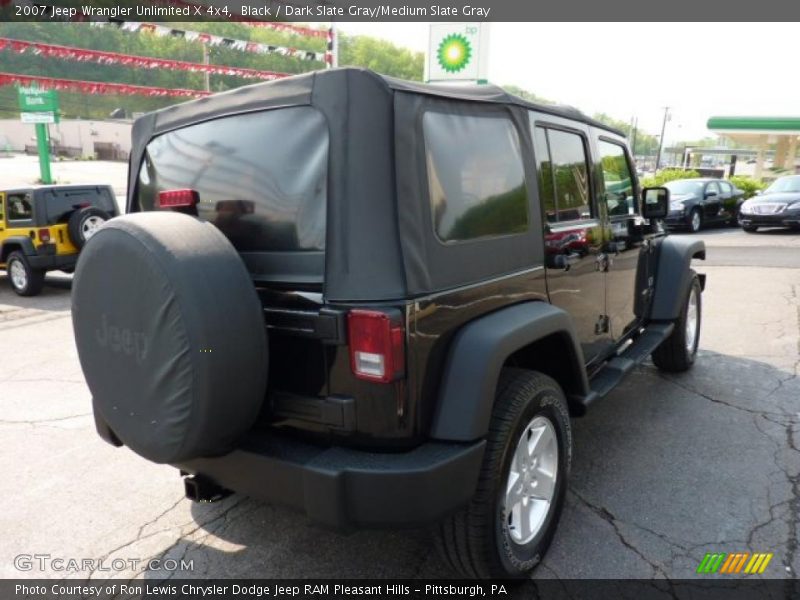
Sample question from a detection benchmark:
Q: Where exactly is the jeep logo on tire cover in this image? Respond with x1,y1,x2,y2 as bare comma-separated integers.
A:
95,314,148,364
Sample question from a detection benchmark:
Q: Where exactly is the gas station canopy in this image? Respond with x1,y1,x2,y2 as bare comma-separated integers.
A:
707,116,800,178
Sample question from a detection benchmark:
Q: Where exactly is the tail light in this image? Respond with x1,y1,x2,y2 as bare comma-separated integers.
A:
37,228,51,243
158,189,199,209
347,310,405,383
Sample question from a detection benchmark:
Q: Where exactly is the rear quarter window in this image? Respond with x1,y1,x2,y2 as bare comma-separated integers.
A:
423,112,528,243
136,107,328,253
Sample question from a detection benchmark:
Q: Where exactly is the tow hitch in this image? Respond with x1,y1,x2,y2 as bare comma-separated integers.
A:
183,474,232,503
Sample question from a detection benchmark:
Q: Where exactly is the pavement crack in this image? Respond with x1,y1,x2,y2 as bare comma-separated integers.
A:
0,412,92,426
570,490,671,578
657,374,789,418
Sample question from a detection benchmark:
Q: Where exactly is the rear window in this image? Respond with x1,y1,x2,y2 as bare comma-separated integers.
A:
136,107,328,253
42,188,116,224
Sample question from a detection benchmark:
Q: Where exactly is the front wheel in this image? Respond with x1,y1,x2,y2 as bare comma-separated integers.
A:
435,369,572,578
652,271,702,372
6,251,45,296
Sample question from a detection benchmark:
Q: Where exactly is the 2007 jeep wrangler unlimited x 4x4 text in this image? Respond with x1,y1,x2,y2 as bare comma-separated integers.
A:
72,68,705,579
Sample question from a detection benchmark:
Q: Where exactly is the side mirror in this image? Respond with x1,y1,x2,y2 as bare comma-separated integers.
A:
642,187,669,219
705,190,718,198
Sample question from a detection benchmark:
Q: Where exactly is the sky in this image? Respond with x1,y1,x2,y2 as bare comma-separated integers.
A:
337,22,800,144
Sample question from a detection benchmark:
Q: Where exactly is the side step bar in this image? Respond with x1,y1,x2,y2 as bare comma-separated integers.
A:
581,323,674,407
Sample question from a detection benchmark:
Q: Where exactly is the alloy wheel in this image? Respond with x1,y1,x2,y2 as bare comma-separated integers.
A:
504,415,559,545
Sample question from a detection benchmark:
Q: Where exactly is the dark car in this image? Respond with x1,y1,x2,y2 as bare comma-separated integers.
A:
738,175,800,232
70,68,705,579
663,178,744,233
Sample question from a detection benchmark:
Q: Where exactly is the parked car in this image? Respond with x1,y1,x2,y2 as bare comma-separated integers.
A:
70,69,705,579
0,185,117,295
663,178,744,233
738,175,800,233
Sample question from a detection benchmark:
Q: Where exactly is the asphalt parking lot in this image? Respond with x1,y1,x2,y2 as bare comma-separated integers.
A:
1,226,798,581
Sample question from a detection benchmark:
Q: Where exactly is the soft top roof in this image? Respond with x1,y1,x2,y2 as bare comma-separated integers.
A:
138,67,623,137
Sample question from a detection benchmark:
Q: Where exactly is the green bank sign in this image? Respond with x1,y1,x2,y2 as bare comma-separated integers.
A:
17,86,59,113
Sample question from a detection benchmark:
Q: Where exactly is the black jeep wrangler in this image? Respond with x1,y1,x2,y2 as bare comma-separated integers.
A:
72,68,705,578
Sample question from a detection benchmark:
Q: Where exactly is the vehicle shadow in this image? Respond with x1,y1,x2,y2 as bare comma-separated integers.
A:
138,350,799,580
0,272,72,312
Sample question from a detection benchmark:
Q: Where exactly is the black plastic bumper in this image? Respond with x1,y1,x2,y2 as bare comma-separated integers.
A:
28,251,78,270
175,432,485,529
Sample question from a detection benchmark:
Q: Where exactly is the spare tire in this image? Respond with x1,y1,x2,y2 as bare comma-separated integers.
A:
72,212,268,464
68,206,111,249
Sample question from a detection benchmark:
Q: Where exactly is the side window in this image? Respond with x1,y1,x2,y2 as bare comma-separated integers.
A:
0,193,5,222
532,124,592,223
533,127,557,223
598,140,636,217
7,193,33,221
424,112,528,242
719,181,732,194
706,181,720,196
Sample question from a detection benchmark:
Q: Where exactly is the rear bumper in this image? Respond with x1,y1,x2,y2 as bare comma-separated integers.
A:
175,432,485,529
28,249,78,270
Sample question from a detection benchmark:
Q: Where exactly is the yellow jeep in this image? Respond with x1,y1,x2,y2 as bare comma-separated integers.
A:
0,185,117,296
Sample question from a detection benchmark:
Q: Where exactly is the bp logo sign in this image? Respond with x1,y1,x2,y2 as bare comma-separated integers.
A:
437,33,472,73
426,24,489,83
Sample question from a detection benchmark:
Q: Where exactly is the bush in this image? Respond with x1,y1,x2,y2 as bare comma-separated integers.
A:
729,175,766,199
641,168,701,188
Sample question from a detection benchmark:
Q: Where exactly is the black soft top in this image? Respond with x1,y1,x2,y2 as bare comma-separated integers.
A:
129,68,623,302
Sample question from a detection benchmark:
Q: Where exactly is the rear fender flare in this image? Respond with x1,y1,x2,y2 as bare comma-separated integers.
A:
1,237,36,262
430,301,588,442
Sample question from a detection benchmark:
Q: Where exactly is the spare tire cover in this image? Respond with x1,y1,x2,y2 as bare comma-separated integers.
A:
72,212,268,464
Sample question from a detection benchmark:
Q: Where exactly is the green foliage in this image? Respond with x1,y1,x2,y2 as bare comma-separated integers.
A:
448,186,528,240
641,168,701,188
592,112,659,156
729,175,766,199
0,22,423,119
339,34,423,81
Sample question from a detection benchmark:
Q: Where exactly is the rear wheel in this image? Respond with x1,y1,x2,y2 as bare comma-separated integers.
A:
6,251,45,296
652,271,701,372
435,369,571,578
689,208,703,233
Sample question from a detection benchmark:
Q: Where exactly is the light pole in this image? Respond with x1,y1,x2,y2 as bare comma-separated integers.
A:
655,106,670,171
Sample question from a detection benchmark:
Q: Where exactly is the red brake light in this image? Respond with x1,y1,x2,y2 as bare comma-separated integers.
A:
347,310,405,383
158,189,199,209
37,228,51,243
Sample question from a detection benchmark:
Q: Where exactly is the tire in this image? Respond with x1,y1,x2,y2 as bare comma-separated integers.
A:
688,208,703,233
72,212,268,464
435,369,572,579
742,224,759,233
6,251,45,297
68,206,111,249
652,271,702,372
